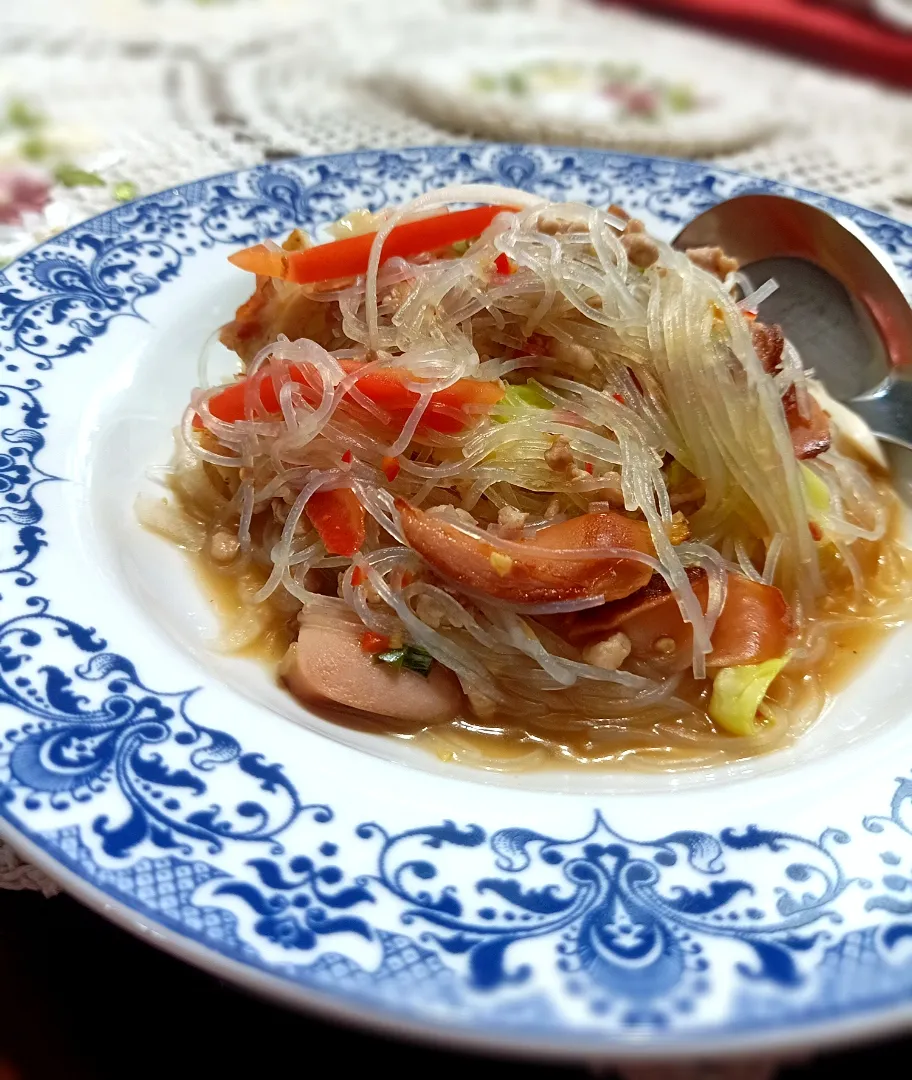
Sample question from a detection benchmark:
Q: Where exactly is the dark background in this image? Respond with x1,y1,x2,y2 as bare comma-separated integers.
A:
0,889,908,1080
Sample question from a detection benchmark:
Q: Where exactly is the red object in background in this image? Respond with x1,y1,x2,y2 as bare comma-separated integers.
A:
616,0,912,89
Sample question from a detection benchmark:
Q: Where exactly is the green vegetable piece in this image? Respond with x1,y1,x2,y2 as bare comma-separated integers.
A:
666,459,688,488
493,380,554,423
6,98,44,130
374,645,434,677
801,464,830,515
401,645,434,677
801,463,831,544
709,654,790,736
113,180,139,203
54,163,105,188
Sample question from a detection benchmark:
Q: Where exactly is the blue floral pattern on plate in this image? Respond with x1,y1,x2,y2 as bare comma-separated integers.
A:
2,144,912,1056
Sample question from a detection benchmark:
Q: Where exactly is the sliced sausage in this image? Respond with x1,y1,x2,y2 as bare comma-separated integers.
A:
562,570,791,673
397,500,654,605
280,624,463,726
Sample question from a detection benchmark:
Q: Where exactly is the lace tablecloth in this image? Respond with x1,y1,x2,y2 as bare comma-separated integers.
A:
0,0,910,913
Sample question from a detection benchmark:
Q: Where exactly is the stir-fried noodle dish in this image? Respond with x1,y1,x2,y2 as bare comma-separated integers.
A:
140,184,912,771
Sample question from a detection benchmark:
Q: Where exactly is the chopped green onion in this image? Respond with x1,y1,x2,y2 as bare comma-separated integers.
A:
374,644,434,677
402,645,434,676
54,163,105,188
113,180,139,203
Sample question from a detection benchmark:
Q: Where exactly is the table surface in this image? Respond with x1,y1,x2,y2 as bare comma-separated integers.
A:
0,889,907,1080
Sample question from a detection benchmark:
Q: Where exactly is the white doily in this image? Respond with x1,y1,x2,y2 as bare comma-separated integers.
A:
376,10,783,156
213,2,912,220
0,839,59,897
0,0,911,908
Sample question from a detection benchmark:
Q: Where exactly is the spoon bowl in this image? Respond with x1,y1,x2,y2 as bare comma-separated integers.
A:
673,193,912,450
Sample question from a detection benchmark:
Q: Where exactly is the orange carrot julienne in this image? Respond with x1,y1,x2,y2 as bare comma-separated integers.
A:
194,360,504,436
228,205,516,285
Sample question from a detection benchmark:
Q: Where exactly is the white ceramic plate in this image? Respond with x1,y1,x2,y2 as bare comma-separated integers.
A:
383,43,776,156
2,144,912,1062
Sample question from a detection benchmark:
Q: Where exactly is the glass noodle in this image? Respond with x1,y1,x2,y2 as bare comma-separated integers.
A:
139,183,912,772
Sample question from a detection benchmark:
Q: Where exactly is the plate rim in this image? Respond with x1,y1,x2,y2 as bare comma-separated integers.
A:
2,142,912,1062
5,817,912,1064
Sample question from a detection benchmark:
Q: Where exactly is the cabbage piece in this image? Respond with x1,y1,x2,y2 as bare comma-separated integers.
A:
801,464,830,517
493,380,554,422
801,464,832,545
708,654,790,736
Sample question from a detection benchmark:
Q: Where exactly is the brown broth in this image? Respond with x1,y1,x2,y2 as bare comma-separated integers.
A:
157,431,912,774
192,552,296,665
178,487,912,773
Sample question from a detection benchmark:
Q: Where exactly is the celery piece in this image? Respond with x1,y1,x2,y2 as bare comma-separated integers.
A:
709,654,790,736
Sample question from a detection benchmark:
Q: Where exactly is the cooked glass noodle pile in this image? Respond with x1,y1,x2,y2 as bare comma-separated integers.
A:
140,183,912,771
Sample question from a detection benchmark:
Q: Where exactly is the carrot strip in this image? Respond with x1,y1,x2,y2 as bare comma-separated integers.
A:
195,360,503,435
229,206,515,284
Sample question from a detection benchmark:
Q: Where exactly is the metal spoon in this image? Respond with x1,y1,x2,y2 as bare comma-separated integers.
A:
672,193,912,451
